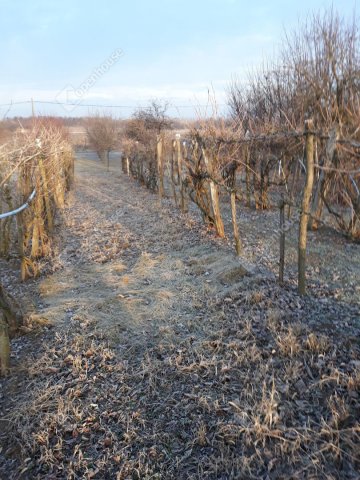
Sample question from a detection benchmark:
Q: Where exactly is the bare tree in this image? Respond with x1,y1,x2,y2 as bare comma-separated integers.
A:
227,9,360,236
121,101,171,191
86,114,119,170
281,9,360,135
124,100,171,144
133,100,171,135
229,10,360,135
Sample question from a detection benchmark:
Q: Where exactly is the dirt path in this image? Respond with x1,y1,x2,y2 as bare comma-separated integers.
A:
36,152,359,337
37,153,256,347
0,153,359,479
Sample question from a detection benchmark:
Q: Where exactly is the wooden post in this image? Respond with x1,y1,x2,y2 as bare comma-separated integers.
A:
287,157,299,220
176,136,186,212
0,185,13,257
0,311,10,376
157,135,164,198
171,140,178,205
298,119,315,295
231,190,242,255
201,146,225,238
181,140,188,212
310,127,338,229
245,146,251,207
38,158,53,231
279,194,285,285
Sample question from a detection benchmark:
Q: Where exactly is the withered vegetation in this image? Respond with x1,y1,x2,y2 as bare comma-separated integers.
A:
1,291,359,479
0,118,73,280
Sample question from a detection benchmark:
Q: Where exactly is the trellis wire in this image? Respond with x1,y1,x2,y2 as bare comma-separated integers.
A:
0,189,36,220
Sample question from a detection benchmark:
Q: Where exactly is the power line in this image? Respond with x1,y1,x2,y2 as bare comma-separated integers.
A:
0,101,32,107
0,99,228,109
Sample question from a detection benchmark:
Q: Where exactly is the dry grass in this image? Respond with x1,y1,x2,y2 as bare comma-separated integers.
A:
1,299,359,479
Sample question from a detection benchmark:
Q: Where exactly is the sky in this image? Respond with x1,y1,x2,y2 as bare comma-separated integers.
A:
0,0,357,118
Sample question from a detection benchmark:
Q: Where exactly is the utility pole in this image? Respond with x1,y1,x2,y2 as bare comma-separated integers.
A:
31,98,35,118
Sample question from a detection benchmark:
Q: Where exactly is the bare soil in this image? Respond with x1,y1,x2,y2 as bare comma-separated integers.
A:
0,153,359,479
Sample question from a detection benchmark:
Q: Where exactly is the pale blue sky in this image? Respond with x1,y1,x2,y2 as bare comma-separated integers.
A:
0,0,357,117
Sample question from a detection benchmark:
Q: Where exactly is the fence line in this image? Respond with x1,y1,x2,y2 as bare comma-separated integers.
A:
213,130,360,148
121,120,359,295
